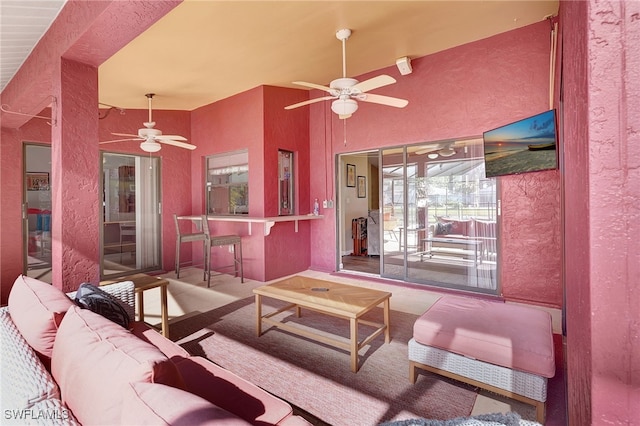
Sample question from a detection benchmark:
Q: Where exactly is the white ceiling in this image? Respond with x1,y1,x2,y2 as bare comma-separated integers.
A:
1,1,559,112
0,0,66,91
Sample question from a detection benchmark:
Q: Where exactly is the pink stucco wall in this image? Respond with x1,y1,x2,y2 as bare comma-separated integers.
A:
0,0,181,299
308,21,562,307
189,85,310,281
561,1,640,424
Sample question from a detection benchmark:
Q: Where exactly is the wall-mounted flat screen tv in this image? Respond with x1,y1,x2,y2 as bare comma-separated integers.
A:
483,109,558,178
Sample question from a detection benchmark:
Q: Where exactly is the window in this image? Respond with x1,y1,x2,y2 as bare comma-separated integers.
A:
206,150,249,215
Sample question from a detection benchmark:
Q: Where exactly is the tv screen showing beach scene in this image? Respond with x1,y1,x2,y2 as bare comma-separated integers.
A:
483,109,558,178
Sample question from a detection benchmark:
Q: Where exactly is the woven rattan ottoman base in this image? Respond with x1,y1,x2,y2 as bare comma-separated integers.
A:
408,338,548,423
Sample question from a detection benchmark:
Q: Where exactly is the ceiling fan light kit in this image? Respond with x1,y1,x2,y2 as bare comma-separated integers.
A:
140,140,162,152
284,28,408,119
331,98,358,116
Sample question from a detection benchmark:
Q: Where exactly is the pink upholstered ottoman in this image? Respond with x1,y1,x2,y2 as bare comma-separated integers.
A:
409,296,555,423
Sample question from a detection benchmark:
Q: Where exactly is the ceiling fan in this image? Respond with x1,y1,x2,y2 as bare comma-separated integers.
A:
284,29,409,119
100,93,195,152
415,142,458,159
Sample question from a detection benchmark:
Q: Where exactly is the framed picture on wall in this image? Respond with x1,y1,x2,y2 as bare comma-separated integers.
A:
357,176,366,198
346,164,356,187
26,172,49,191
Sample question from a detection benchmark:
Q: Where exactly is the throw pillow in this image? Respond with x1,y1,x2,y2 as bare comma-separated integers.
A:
74,283,130,328
435,222,452,236
7,275,74,366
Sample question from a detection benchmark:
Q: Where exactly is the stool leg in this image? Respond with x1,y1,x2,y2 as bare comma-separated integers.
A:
206,240,211,288
233,244,238,278
238,241,244,283
175,239,180,278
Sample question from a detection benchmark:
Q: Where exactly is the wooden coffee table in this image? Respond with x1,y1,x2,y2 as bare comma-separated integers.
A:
100,273,170,338
253,276,391,372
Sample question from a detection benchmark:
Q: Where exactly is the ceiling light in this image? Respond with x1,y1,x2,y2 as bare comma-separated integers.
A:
438,147,456,157
331,98,358,116
427,153,439,159
140,140,161,153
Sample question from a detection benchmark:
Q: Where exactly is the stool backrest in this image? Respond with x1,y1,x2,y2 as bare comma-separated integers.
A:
174,214,207,241
201,215,211,238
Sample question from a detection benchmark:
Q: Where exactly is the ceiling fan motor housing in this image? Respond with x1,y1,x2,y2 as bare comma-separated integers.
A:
139,127,161,138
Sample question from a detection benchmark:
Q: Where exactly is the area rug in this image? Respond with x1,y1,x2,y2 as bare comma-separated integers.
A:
171,296,479,425
380,412,541,426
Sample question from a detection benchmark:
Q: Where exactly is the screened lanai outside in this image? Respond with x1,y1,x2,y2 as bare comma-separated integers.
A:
381,138,498,294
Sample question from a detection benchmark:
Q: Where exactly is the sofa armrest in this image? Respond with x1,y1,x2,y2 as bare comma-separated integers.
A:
66,281,135,321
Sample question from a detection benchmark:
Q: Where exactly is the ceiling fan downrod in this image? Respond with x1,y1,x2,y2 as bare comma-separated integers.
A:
145,93,156,128
336,29,351,79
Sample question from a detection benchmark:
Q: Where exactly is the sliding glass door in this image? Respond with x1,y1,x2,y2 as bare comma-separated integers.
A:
380,139,499,294
23,143,53,282
101,153,161,278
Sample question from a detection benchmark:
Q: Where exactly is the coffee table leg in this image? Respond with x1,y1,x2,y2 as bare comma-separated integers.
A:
255,294,262,336
383,298,391,343
160,283,169,338
350,318,358,373
138,290,144,323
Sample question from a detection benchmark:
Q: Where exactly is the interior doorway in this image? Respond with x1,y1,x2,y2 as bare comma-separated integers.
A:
23,143,52,282
338,151,381,275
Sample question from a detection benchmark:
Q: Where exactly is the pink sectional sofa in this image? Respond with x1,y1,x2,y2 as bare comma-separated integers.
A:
0,275,311,425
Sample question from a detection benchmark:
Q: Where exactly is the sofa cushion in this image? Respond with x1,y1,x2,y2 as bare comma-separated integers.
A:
121,382,251,425
413,296,555,378
174,356,295,425
0,307,60,411
51,306,185,424
7,275,74,367
74,283,130,328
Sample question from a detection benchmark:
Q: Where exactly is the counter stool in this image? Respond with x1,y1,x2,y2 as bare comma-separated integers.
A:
174,214,209,280
201,215,244,287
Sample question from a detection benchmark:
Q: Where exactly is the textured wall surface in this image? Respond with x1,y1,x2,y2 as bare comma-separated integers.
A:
0,0,181,297
562,0,640,424
308,21,562,307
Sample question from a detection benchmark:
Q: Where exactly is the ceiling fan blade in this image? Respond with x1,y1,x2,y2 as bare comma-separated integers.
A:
100,138,141,144
292,81,334,92
158,139,197,150
415,144,446,155
359,93,408,108
112,132,138,138
285,96,335,110
155,134,188,142
352,75,396,93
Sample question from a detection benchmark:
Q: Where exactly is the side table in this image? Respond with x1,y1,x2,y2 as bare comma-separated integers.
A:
100,273,170,338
